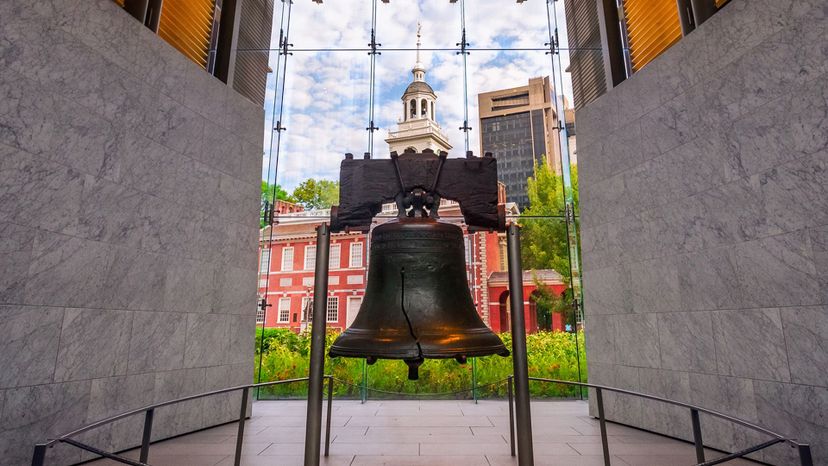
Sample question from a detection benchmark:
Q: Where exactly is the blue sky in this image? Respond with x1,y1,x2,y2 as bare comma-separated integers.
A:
261,0,576,191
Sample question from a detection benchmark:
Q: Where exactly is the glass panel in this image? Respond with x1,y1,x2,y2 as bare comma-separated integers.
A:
288,0,371,50
375,1,460,51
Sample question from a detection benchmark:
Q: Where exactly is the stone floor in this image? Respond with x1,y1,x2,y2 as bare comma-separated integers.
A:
88,399,759,465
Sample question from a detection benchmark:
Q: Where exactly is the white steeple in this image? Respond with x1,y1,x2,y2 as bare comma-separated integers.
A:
412,22,426,82
385,22,452,155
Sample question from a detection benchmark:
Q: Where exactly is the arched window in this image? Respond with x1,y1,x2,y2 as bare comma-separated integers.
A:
410,99,416,118
430,101,434,120
421,99,427,117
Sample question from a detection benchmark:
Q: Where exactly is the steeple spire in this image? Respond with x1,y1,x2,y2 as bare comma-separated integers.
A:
412,22,425,82
416,22,422,64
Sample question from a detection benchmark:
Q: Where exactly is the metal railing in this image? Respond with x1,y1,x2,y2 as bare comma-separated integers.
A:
505,376,814,466
31,376,335,466
32,374,814,466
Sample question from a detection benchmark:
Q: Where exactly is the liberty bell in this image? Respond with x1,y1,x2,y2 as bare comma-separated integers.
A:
329,185,509,380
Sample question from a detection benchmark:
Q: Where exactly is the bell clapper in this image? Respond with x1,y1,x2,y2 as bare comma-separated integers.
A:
405,357,425,381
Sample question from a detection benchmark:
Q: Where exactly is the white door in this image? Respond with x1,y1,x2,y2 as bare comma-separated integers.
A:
346,297,362,328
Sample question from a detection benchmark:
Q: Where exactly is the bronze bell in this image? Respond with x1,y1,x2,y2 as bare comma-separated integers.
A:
329,216,509,380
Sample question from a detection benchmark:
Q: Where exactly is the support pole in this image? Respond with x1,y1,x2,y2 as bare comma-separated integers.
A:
31,444,47,466
325,376,333,457
507,375,516,457
139,408,154,463
304,223,331,466
596,387,611,466
690,408,705,463
471,357,478,404
506,223,534,465
234,388,249,466
361,358,368,404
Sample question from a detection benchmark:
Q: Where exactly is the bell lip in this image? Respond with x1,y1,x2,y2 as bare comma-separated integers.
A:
328,344,510,359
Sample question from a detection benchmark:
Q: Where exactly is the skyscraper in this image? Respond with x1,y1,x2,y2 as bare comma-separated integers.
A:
478,76,562,209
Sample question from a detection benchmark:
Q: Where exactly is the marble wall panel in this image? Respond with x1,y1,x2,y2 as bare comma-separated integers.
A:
754,381,828,465
53,308,132,382
759,152,828,235
581,264,631,315
128,311,187,373
732,230,820,308
613,314,660,369
86,373,156,453
0,305,63,388
637,368,692,439
0,1,264,463
579,1,827,458
583,315,616,364
657,312,717,373
164,258,215,314
780,306,828,387
24,231,112,309
152,368,207,440
712,309,791,383
0,144,84,236
0,381,91,465
812,225,828,305
0,222,34,304
629,256,680,314
184,313,230,368
100,247,168,311
676,246,744,311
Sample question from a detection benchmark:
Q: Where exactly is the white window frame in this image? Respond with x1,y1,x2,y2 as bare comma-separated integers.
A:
277,297,291,323
326,296,339,322
304,245,316,270
330,244,341,270
349,242,363,268
281,247,294,271
256,304,265,324
259,249,270,274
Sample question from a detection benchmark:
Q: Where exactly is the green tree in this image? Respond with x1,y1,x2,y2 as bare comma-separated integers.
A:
261,181,294,204
520,160,579,282
292,178,340,209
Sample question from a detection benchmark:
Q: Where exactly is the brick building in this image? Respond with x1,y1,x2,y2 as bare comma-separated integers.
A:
257,200,567,334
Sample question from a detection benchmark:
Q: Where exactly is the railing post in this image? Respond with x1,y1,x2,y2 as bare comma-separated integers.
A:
139,408,154,463
31,444,47,466
471,357,478,404
798,444,814,466
596,387,611,466
507,375,516,457
325,376,333,457
234,387,250,466
690,408,705,463
361,358,367,404
304,223,331,466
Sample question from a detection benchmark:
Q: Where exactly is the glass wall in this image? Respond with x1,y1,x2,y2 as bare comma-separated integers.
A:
255,0,592,399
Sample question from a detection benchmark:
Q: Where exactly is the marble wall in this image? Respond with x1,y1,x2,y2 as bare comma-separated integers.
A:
0,1,263,464
576,0,827,463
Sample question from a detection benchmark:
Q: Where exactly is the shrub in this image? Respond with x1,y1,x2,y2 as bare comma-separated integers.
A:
253,328,586,399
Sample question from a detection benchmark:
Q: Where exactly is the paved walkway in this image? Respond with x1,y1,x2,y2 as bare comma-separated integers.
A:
90,399,758,465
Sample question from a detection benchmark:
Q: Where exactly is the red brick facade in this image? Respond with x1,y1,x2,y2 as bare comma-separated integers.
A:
258,202,566,334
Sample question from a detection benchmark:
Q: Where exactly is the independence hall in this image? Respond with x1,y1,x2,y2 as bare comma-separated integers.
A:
258,198,566,334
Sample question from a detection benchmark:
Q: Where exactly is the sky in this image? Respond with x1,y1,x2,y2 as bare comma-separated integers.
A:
260,0,578,192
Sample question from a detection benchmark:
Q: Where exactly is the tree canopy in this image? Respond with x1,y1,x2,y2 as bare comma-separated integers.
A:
261,181,294,204
520,159,579,282
291,178,340,209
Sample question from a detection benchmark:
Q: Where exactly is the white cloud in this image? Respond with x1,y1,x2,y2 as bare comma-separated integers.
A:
261,0,576,191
